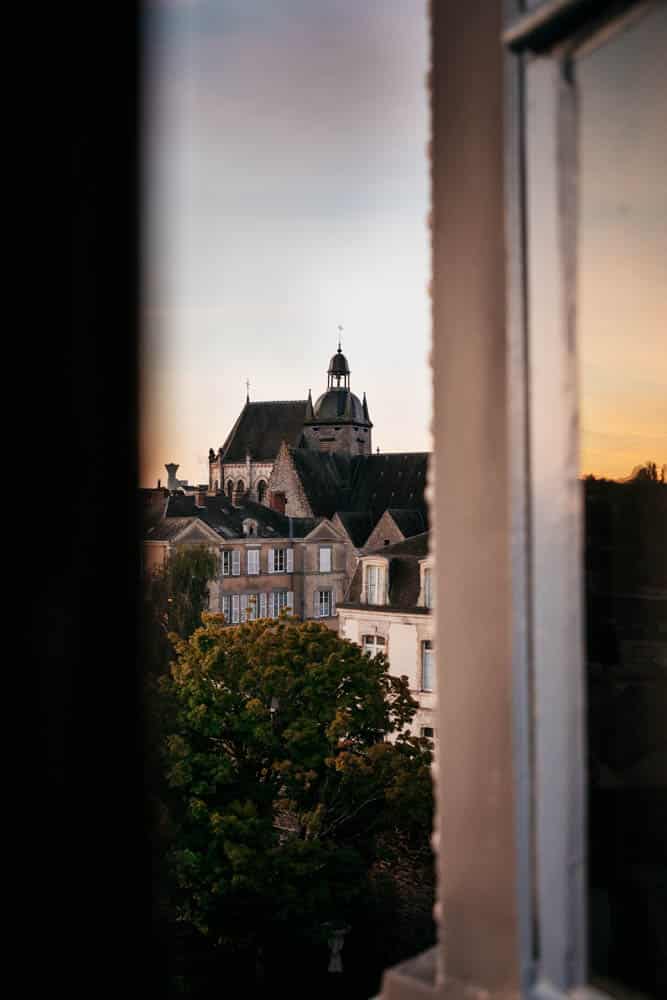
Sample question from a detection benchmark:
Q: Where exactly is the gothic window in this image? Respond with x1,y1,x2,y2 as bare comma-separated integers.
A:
257,479,267,503
233,479,245,505
226,479,233,500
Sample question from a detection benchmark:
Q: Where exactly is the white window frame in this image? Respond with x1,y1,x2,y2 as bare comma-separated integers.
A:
221,550,232,576
420,640,434,693
361,633,387,658
269,547,292,574
315,588,335,619
379,4,652,999
269,590,292,618
362,560,386,606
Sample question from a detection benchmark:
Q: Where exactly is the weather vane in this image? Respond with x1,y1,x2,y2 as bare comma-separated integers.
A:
337,324,343,352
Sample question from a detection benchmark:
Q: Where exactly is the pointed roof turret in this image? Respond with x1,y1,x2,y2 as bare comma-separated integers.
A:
305,388,314,420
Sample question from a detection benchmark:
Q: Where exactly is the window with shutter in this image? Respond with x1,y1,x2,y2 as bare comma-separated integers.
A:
247,549,259,575
222,551,232,576
240,595,248,622
268,592,276,618
222,594,231,622
268,548,275,573
286,548,294,573
319,547,332,573
232,550,241,576
231,595,240,624
286,591,294,616
259,593,267,618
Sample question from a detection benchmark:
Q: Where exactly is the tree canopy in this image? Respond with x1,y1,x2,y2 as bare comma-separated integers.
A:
158,613,434,963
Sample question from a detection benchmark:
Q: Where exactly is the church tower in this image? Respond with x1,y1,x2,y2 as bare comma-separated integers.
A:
301,346,372,456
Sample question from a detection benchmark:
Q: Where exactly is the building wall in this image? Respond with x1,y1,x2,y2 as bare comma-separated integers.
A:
338,607,435,737
301,422,372,456
267,449,314,517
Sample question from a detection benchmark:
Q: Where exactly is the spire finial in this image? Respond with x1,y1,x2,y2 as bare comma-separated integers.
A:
245,378,250,403
337,324,343,353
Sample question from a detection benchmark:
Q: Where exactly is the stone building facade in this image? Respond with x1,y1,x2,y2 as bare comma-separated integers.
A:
338,532,435,739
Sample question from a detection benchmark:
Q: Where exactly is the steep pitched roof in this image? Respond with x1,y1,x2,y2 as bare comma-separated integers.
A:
348,453,429,525
284,449,430,528
386,508,427,538
220,400,308,464
288,448,352,518
333,511,375,547
366,531,431,559
158,492,317,540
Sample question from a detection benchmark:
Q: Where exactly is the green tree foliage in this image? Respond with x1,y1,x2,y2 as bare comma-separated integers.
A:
158,614,434,965
142,545,219,677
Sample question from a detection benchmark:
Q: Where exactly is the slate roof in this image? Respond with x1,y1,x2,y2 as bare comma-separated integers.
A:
386,508,427,539
146,492,318,541
220,400,308,463
334,511,375,547
289,448,352,518
287,448,429,528
348,453,429,525
342,531,431,611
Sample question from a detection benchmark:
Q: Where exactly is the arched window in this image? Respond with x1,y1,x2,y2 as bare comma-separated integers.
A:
226,479,233,500
233,479,245,505
257,479,267,503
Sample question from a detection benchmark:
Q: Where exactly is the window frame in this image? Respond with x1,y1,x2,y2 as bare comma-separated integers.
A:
247,547,260,575
362,559,386,606
315,588,335,619
379,3,653,998
318,545,332,574
420,639,434,693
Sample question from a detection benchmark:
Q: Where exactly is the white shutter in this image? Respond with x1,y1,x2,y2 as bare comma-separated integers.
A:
248,549,259,575
240,595,248,622
287,591,294,616
269,592,276,618
222,594,230,621
331,589,336,615
313,591,319,618
268,548,275,573
231,595,240,623
286,548,294,573
232,550,241,576
260,593,267,618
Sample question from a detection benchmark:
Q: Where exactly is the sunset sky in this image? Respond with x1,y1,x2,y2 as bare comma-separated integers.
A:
578,4,666,480
141,0,431,487
141,1,664,490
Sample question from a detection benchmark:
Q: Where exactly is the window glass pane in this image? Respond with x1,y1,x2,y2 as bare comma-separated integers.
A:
422,643,433,691
578,8,667,996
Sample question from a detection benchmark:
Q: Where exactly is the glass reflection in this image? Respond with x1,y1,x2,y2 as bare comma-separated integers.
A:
578,6,667,997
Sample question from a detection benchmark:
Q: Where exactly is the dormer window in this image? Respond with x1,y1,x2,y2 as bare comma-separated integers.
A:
242,518,258,537
363,562,386,605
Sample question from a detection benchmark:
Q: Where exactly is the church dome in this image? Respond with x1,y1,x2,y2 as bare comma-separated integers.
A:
313,387,365,423
328,347,350,377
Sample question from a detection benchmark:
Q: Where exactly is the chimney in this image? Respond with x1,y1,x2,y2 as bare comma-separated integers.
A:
165,463,180,491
